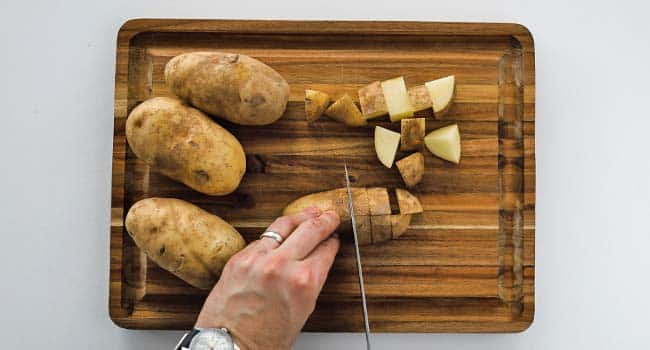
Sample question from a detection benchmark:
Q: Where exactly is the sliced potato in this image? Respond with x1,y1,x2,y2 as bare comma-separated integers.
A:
305,89,330,122
367,187,391,215
374,126,401,168
283,187,410,245
425,75,455,116
390,214,412,239
396,152,424,188
408,85,432,112
400,117,425,151
424,123,461,164
356,215,372,245
396,188,423,214
324,94,367,127
370,215,392,244
358,81,388,119
381,77,414,122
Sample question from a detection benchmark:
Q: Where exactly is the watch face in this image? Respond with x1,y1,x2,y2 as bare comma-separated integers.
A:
189,329,234,350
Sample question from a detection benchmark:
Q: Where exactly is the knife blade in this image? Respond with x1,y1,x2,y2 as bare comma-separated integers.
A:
344,162,372,350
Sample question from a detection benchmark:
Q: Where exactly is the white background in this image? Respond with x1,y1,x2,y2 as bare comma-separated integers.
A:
1,0,649,348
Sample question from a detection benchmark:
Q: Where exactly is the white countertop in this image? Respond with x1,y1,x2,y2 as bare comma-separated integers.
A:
1,0,649,348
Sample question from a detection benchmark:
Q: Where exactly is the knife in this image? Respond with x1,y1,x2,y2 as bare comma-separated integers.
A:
344,162,372,350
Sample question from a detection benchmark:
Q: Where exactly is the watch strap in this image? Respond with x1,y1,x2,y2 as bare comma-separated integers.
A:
175,328,201,350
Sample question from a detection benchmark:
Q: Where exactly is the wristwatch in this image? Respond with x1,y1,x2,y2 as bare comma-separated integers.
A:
175,327,240,350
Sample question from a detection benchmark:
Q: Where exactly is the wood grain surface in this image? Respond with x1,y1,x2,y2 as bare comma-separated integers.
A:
110,19,535,332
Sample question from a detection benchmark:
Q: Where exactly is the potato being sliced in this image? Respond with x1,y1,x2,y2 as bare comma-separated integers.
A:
390,214,412,239
358,81,388,119
408,85,432,112
425,75,455,116
356,215,372,245
367,187,391,215
370,215,392,244
324,94,367,127
424,123,461,164
400,118,425,151
305,89,330,122
283,187,415,245
395,188,423,214
374,126,401,168
381,77,414,122
396,152,424,188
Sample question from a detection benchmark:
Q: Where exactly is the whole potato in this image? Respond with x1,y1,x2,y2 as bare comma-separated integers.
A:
125,198,246,289
126,97,246,196
164,52,290,126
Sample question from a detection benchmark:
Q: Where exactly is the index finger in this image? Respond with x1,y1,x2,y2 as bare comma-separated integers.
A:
277,210,340,260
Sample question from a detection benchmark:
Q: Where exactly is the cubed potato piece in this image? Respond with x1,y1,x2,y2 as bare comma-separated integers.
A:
408,85,432,112
370,215,392,244
400,118,425,151
425,75,455,116
396,152,424,188
374,126,401,168
424,123,461,164
390,214,412,239
395,188,423,214
358,81,388,119
381,77,414,122
305,89,330,122
324,94,367,127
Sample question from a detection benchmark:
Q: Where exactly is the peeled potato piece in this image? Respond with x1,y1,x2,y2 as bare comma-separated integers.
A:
374,126,401,168
381,77,415,122
424,123,461,164
425,75,455,116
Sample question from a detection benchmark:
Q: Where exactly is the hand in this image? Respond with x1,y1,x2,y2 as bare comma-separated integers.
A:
195,207,341,350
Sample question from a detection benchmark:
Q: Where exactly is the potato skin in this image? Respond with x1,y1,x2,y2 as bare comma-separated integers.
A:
165,52,290,126
396,152,425,188
283,187,371,223
126,97,246,196
125,198,246,289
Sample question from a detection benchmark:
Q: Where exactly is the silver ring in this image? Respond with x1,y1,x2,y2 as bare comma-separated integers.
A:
260,231,284,245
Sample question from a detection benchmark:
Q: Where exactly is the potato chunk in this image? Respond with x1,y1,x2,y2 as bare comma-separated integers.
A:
400,118,425,151
424,123,461,164
358,81,389,119
381,77,415,122
374,126,401,168
305,89,330,122
396,152,424,188
425,75,455,116
324,94,367,127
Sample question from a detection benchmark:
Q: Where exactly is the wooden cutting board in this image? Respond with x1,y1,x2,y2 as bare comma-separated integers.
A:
110,19,535,332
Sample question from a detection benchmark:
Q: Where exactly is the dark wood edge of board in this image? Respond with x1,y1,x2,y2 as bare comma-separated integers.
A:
109,19,536,332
